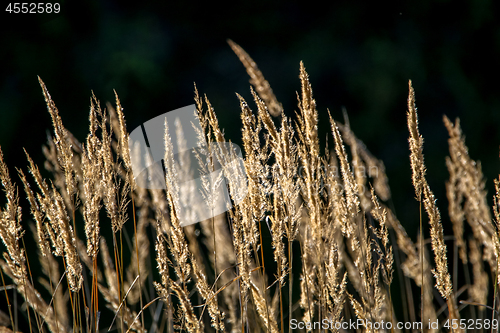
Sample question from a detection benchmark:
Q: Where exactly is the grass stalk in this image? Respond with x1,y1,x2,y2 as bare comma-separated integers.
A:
132,196,145,331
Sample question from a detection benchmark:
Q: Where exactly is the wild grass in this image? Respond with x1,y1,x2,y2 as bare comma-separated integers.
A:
1,40,500,332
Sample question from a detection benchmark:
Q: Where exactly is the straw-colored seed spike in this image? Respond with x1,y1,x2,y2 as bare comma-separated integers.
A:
81,99,103,259
407,80,425,202
163,117,181,215
325,242,347,320
468,238,488,305
299,270,315,324
348,292,367,323
161,116,191,281
250,281,279,333
298,61,319,157
383,208,420,285
228,39,283,117
0,146,26,280
24,150,65,257
38,77,77,206
370,187,394,286
1,149,70,332
166,279,203,333
204,95,226,144
445,155,467,264
18,169,50,257
251,87,278,143
114,91,132,170
444,115,495,267
406,82,453,300
443,116,468,265
191,256,225,331
98,98,125,233
51,184,83,292
329,112,359,216
277,115,301,241
341,112,371,210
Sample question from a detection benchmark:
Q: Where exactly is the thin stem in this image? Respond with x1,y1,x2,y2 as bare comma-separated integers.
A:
0,265,15,331
288,238,292,333
61,257,76,332
279,260,283,333
419,199,424,332
298,237,312,328
132,196,145,331
112,232,123,333
93,257,99,332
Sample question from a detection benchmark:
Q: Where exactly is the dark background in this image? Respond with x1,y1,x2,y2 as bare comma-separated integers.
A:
1,0,499,326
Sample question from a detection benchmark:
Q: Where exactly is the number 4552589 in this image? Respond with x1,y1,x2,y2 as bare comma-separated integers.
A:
6,3,60,14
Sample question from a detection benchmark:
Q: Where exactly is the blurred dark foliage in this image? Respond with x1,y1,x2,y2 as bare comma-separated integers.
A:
0,0,499,317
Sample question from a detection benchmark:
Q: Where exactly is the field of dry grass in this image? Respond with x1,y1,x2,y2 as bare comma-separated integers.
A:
0,41,499,333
